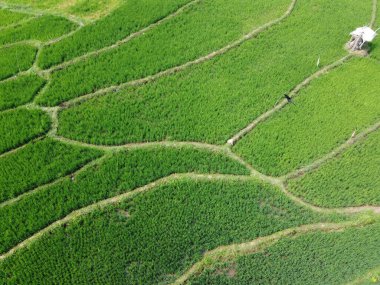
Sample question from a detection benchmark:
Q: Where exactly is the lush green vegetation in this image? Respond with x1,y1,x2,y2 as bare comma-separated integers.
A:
0,138,102,203
0,179,345,284
0,108,50,154
234,58,380,176
287,129,380,207
0,0,120,20
188,220,380,285
57,0,372,145
36,0,292,105
37,0,193,69
0,9,30,27
0,147,249,253
0,45,36,80
0,15,76,45
1,1,379,283
0,74,45,110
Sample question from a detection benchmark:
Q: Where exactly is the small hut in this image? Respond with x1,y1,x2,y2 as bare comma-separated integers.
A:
347,26,377,51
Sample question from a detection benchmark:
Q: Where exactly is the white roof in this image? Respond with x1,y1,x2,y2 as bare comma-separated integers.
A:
350,26,377,42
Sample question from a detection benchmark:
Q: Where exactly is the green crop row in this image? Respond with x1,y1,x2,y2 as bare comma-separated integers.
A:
0,15,76,45
0,0,120,20
0,9,30,27
37,0,192,69
0,74,45,111
0,179,345,284
0,138,102,203
234,58,380,176
0,45,36,80
36,0,291,106
287,129,380,208
56,0,372,145
188,220,380,285
0,147,249,253
0,108,50,154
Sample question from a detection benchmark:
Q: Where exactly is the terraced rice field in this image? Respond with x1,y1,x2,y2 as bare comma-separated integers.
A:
1,0,380,284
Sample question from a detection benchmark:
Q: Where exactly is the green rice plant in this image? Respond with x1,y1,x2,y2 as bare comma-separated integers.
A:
188,220,380,285
36,0,292,105
57,0,372,145
0,147,249,253
0,179,344,284
0,45,36,80
66,0,120,19
37,0,193,69
0,138,102,203
0,74,45,111
1,0,120,20
0,108,50,154
234,58,380,176
0,15,76,45
287,129,380,207
0,9,30,27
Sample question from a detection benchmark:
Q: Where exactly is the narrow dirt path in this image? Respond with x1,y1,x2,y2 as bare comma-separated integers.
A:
0,14,37,32
0,2,86,26
60,0,298,108
43,0,201,74
1,172,379,261
0,173,254,260
0,135,45,159
0,154,108,208
281,120,380,181
226,55,352,146
172,219,373,285
370,0,378,28
279,183,380,214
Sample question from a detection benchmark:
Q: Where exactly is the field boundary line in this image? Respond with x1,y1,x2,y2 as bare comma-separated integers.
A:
1,172,378,261
0,135,45,159
52,135,281,183
172,219,371,284
281,120,380,181
279,183,380,214
0,173,256,260
43,0,202,74
370,0,378,28
0,66,34,84
0,39,41,49
0,2,86,26
0,154,107,208
226,55,352,146
60,0,298,108
0,14,37,32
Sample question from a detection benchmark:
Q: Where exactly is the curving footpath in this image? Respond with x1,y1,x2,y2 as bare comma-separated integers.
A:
58,0,298,108
172,218,374,284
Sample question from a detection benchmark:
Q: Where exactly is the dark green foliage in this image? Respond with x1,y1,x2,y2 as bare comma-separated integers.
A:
0,147,249,253
0,9,30,27
188,221,380,285
36,0,291,105
0,15,76,45
234,58,380,176
0,108,50,154
0,138,102,203
0,179,343,284
288,129,380,207
0,45,36,80
57,0,372,145
0,74,45,111
37,0,192,69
